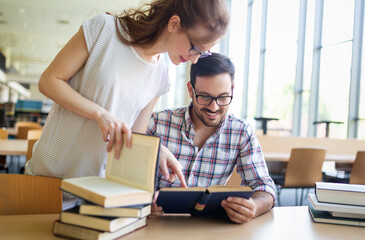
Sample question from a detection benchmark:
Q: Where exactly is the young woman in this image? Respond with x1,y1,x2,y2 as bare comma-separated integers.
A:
25,0,229,207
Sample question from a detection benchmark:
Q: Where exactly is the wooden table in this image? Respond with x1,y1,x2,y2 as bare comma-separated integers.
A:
1,207,364,240
6,128,17,136
0,139,28,155
264,152,355,164
0,139,28,173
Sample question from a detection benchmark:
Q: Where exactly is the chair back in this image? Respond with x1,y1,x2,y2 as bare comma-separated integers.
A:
350,151,365,185
26,139,38,162
15,121,40,130
17,125,43,139
0,174,62,215
25,129,43,161
27,129,43,140
0,128,7,139
226,167,242,187
284,148,326,188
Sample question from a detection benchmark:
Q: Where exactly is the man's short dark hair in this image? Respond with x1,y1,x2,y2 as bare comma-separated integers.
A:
190,52,235,87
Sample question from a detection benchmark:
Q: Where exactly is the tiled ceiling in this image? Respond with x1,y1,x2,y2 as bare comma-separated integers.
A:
0,0,141,83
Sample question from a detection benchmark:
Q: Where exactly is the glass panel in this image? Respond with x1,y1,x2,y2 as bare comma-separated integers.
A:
228,0,246,117
317,0,354,139
247,0,262,118
301,0,316,137
322,0,354,46
318,42,352,139
359,17,365,140
263,0,300,136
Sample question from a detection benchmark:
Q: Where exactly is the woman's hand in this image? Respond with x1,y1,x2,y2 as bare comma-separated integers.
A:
95,107,132,159
159,145,187,187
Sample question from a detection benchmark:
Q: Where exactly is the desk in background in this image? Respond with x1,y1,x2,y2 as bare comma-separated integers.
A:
257,135,365,172
264,152,355,164
254,117,279,135
0,139,28,155
1,207,365,240
6,128,17,137
0,139,28,173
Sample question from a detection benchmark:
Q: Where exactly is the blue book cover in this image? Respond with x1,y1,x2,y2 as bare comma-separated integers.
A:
156,185,253,216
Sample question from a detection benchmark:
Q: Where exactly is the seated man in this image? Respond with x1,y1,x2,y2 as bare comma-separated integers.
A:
147,53,276,223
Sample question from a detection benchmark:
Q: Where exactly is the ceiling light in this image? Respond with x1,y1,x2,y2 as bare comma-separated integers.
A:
18,8,25,14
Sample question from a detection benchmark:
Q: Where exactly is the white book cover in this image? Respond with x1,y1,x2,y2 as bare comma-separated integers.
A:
315,182,365,206
308,193,365,216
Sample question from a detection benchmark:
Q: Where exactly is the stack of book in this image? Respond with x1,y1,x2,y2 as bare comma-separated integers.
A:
308,182,365,227
52,133,161,240
53,203,150,240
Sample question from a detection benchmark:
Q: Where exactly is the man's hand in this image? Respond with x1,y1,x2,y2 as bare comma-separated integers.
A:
149,202,164,218
221,191,274,224
221,197,256,224
159,145,187,187
149,192,163,218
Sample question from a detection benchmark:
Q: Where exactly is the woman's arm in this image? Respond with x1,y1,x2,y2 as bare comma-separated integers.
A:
131,97,160,133
132,98,187,187
39,26,132,158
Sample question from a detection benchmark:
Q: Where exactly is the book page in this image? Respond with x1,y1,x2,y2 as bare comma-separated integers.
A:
63,177,147,197
106,134,160,192
207,185,252,193
160,187,206,192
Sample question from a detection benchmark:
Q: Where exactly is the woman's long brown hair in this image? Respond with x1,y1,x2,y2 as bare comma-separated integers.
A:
113,0,230,46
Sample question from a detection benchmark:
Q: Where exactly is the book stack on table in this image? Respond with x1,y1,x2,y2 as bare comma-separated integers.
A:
52,133,161,239
308,182,365,227
53,203,150,240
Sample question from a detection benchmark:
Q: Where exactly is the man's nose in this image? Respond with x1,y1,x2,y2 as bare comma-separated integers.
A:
206,99,219,112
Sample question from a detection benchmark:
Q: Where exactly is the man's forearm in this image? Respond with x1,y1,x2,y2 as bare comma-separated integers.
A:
251,191,275,218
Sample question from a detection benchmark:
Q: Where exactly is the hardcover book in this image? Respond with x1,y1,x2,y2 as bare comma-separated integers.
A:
79,202,151,218
60,133,160,208
315,182,365,207
308,193,365,219
308,205,365,227
60,206,139,232
53,217,146,240
156,185,253,216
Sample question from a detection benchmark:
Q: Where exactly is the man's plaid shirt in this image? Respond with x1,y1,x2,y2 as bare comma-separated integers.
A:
147,105,276,201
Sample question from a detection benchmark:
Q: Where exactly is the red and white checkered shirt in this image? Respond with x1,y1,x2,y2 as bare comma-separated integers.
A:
147,105,276,201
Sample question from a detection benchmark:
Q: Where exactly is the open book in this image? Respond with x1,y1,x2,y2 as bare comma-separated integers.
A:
60,133,160,208
156,185,253,216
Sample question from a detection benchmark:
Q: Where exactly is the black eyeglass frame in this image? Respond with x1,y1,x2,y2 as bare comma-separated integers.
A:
188,46,212,58
191,85,233,106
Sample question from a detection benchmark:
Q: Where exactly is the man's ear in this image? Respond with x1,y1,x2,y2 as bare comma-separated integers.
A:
187,81,193,99
168,15,181,33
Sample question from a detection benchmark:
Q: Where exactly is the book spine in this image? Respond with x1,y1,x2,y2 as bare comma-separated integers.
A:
191,192,210,216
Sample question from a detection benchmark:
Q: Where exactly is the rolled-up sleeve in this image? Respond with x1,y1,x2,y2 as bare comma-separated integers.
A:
237,125,277,204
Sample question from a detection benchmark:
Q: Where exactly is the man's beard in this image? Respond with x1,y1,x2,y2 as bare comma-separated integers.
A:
193,106,225,127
